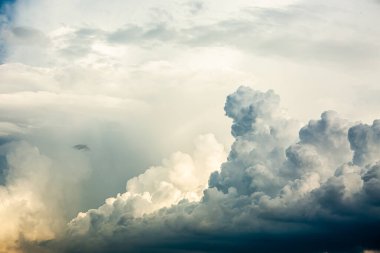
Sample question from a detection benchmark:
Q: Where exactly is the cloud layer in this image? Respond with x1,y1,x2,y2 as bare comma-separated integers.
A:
59,86,380,253
1,0,380,252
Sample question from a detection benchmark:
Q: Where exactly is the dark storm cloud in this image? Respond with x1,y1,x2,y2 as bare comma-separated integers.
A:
50,86,380,253
63,226,380,253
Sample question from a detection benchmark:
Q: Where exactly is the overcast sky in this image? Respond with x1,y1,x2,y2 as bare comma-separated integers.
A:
1,1,380,253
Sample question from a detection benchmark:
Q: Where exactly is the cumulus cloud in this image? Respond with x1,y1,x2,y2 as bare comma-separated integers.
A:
1,0,380,252
68,134,226,234
349,120,380,166
0,137,91,253
0,141,63,253
55,86,380,253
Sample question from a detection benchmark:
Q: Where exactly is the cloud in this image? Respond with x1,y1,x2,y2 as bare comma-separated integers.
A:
101,1,380,65
0,141,63,253
73,144,90,151
187,1,204,15
6,0,380,67
348,121,380,166
54,86,380,253
0,136,91,253
68,134,226,233
1,1,380,252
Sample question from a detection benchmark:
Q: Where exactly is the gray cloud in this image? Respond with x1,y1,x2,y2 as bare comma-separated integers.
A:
59,28,105,59
349,120,380,166
108,24,175,44
73,144,90,151
52,86,380,253
103,0,380,65
2,0,380,252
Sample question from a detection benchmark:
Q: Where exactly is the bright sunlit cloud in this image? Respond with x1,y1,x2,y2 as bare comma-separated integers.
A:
0,0,380,252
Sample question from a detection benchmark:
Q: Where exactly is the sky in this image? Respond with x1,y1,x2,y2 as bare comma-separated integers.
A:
0,0,380,252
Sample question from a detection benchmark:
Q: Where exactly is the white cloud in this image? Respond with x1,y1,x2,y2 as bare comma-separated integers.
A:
0,141,90,253
64,87,380,253
69,134,226,236
1,0,380,252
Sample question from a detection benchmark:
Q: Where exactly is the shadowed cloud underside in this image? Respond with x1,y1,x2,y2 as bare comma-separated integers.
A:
60,87,380,253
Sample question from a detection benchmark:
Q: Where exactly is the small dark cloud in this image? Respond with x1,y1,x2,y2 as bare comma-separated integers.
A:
73,144,90,151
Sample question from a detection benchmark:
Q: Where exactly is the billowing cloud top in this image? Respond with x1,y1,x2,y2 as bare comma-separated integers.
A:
59,86,380,253
1,0,380,253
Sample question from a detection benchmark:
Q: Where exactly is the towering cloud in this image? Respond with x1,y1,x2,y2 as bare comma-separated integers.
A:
1,0,380,253
60,86,380,253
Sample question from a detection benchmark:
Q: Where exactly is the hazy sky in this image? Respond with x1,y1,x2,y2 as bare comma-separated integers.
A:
1,0,380,253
